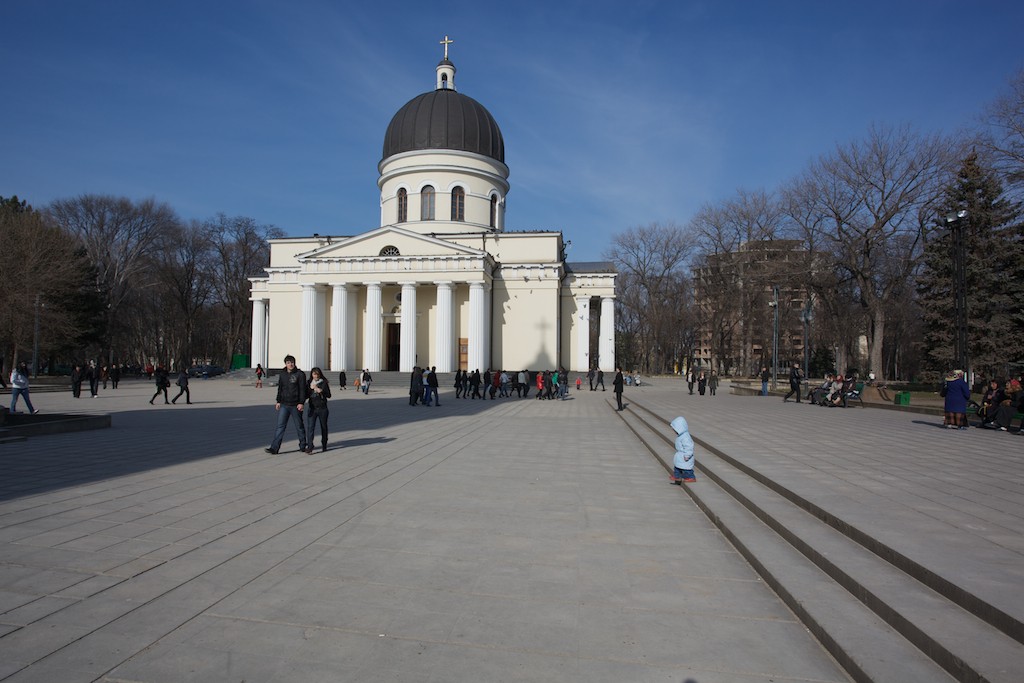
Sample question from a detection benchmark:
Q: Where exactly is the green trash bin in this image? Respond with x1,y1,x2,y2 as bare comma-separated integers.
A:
894,391,910,406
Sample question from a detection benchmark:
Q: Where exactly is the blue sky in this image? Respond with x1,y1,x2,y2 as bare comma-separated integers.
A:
2,1,1021,261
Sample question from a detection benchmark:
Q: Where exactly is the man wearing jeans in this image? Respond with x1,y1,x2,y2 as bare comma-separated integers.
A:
760,366,770,396
266,355,308,454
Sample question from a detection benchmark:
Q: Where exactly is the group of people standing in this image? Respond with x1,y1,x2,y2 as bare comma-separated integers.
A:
410,366,441,405
684,369,719,396
70,361,122,398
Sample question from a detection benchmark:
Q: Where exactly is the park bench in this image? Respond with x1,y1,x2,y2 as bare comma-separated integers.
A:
842,382,864,407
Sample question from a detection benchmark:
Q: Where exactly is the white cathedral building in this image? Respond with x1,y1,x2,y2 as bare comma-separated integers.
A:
249,44,617,374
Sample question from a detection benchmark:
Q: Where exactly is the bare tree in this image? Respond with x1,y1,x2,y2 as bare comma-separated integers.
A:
783,124,959,380
47,195,178,364
206,215,283,365
154,220,214,366
0,199,94,372
604,223,696,374
691,190,797,375
981,68,1024,195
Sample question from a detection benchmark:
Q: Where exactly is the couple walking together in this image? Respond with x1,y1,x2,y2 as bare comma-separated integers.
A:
265,355,332,454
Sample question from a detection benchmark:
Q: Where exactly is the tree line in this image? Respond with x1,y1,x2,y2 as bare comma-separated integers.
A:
0,195,283,376
606,70,1024,383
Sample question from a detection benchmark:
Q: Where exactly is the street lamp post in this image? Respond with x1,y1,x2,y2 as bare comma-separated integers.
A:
769,286,779,391
799,297,813,380
946,210,969,381
32,293,41,377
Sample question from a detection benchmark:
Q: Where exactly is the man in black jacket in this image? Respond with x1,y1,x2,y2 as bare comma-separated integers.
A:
266,355,308,454
613,367,625,410
783,363,802,403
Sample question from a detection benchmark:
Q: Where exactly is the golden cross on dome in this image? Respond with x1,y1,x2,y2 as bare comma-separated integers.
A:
440,35,454,60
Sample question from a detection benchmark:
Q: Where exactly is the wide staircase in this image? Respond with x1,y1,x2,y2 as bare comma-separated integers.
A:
613,394,1024,683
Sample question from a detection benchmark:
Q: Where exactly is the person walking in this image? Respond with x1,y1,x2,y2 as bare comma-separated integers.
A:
337,370,347,390
86,360,99,398
613,367,625,410
110,363,121,389
697,371,707,396
409,366,423,406
760,366,770,396
149,365,170,405
686,369,695,395
783,363,803,402
596,369,605,391
266,355,308,454
668,415,697,484
588,367,595,391
454,369,465,399
709,371,719,396
70,362,84,398
470,369,481,399
171,367,191,404
305,367,331,453
255,363,265,389
360,369,372,394
9,362,39,414
427,366,441,406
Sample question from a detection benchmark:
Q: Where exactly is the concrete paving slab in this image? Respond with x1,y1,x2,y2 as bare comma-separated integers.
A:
0,377,853,682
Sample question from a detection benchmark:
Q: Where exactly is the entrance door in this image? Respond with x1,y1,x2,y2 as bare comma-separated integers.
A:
458,337,469,370
386,323,400,371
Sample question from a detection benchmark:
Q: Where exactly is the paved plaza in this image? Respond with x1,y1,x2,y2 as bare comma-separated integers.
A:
1,375,1021,682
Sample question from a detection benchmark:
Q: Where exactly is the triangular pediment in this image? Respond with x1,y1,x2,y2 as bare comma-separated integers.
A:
298,226,485,260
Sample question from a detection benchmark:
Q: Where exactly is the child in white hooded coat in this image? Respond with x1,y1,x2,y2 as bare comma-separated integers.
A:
669,416,696,483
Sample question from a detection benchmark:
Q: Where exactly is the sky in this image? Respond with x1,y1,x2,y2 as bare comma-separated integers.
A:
2,0,1022,262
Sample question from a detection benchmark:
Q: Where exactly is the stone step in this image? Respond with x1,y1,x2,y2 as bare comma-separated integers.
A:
616,399,1024,683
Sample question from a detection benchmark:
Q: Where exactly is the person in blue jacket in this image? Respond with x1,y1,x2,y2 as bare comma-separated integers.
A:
669,415,696,483
942,369,971,430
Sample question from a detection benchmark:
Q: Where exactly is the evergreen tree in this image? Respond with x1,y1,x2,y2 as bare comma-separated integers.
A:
917,153,1024,380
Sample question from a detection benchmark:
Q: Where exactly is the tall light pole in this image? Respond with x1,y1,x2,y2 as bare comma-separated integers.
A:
946,210,969,381
32,293,41,378
800,296,813,380
769,285,779,391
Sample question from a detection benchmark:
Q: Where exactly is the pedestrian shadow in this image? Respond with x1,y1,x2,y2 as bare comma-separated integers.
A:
333,436,395,448
912,419,955,429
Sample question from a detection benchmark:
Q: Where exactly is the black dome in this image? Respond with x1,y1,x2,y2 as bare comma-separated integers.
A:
382,89,505,163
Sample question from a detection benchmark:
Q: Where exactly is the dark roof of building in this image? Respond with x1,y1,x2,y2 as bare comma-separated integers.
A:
565,261,617,274
382,88,505,163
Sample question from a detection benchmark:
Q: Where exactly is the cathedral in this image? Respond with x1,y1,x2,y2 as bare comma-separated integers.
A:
248,40,617,374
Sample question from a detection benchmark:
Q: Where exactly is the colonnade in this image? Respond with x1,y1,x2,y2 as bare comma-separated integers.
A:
250,284,615,374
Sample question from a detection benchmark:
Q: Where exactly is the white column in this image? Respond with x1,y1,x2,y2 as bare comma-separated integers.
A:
599,296,616,372
363,282,382,372
300,284,317,371
313,286,326,369
575,295,591,372
330,284,347,371
250,298,268,369
483,282,491,369
345,287,357,370
435,281,454,372
468,282,485,372
399,282,417,372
